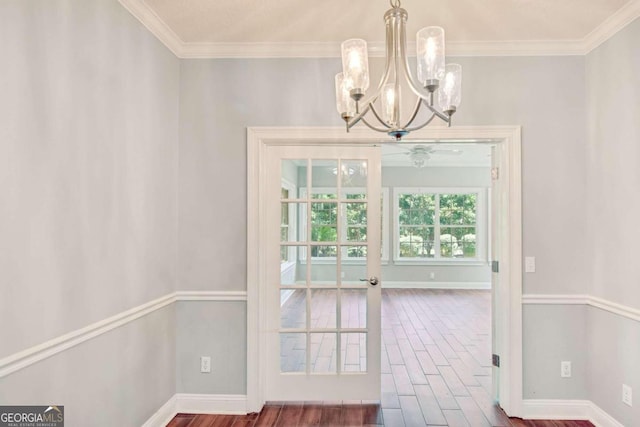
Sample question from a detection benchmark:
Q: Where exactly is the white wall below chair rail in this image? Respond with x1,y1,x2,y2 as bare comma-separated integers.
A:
522,294,640,323
522,400,624,427
0,291,247,379
142,394,249,427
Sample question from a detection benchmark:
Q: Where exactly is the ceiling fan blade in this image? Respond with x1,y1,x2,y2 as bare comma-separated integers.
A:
430,149,463,156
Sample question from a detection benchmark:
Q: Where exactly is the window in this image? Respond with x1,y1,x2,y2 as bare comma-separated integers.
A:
394,188,486,262
300,188,389,262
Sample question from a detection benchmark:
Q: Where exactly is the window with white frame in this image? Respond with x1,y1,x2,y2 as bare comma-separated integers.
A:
300,187,389,262
394,188,486,262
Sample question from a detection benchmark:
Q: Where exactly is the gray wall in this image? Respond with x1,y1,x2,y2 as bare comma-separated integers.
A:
5,0,637,421
0,306,176,426
176,302,247,394
178,55,589,399
179,55,588,294
585,18,640,425
0,0,179,423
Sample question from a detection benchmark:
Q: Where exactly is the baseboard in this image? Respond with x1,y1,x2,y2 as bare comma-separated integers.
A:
588,401,626,427
141,395,176,427
522,399,624,427
175,394,248,415
141,394,248,427
383,281,491,290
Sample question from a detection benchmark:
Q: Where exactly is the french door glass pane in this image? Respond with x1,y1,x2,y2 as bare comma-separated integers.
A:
311,160,337,191
340,160,367,188
340,261,367,286
310,333,337,373
341,333,367,372
280,333,306,373
343,202,367,243
280,203,305,243
280,245,301,285
281,289,306,329
310,253,337,285
311,289,337,329
341,289,367,328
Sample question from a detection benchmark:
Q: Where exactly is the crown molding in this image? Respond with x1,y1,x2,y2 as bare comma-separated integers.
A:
118,0,184,56
119,0,640,58
582,0,640,53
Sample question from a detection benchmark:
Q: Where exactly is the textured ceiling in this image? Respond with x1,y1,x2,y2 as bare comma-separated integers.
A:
144,0,629,44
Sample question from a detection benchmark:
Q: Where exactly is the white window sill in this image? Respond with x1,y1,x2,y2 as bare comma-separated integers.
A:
392,259,489,267
299,259,390,265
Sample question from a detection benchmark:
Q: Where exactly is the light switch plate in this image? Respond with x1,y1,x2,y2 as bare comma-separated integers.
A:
623,384,632,406
525,256,536,273
200,356,211,373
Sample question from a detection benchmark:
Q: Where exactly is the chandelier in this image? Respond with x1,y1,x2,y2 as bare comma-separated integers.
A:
334,0,462,141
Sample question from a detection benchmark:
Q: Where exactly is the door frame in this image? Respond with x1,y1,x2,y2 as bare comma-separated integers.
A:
247,125,523,416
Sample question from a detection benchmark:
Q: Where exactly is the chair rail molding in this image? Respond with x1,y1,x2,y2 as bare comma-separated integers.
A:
522,294,640,322
0,291,247,379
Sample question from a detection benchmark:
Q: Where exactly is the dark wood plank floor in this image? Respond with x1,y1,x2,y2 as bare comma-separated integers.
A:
168,290,593,427
168,405,593,427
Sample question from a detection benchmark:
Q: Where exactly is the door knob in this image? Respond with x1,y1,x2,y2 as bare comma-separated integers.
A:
359,276,379,286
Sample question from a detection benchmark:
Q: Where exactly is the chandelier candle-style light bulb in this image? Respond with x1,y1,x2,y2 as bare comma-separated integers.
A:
438,63,462,116
335,72,356,119
341,39,370,100
381,83,400,127
335,0,462,141
417,26,445,90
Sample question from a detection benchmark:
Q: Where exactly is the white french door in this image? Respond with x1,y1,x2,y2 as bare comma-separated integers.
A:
264,144,381,401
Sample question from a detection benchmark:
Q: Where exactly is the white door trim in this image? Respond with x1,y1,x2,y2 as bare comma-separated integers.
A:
247,125,523,416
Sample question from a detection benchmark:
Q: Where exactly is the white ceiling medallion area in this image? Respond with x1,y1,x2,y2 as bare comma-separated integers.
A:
118,0,640,58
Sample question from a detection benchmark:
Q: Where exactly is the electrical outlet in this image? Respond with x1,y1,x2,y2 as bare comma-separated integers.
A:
525,256,536,273
200,356,211,373
560,361,571,378
622,384,633,406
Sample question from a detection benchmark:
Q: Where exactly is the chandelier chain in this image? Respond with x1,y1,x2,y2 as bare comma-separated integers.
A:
390,0,401,8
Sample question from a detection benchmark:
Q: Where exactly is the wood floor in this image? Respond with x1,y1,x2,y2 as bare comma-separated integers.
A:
167,290,593,427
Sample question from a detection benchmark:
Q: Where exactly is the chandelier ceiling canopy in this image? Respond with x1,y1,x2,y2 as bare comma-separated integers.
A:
335,0,462,141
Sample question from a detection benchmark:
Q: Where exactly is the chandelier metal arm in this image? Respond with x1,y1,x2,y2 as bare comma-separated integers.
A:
405,111,438,132
399,96,424,130
367,103,392,129
361,116,394,133
422,99,450,122
346,103,371,130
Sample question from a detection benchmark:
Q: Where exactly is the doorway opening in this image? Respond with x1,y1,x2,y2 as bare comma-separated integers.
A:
378,141,503,425
247,126,522,418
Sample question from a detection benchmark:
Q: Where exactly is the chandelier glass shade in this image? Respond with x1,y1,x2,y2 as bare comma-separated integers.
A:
335,0,462,141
